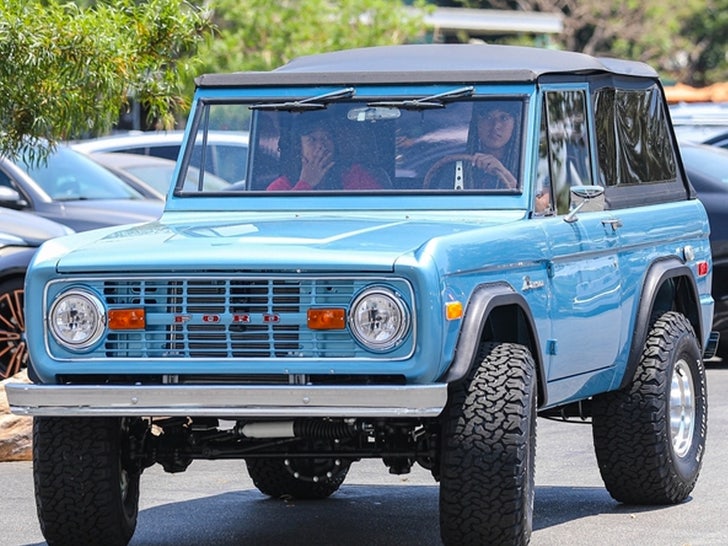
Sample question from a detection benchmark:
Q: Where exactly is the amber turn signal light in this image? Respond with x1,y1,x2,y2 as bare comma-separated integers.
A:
445,301,463,321
307,308,346,330
108,309,146,330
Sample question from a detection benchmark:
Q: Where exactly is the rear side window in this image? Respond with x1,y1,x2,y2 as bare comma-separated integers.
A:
594,84,676,186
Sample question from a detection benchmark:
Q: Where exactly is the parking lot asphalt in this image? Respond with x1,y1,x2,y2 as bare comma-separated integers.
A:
2,360,727,546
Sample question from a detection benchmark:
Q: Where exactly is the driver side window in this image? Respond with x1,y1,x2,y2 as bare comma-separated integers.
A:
540,90,592,215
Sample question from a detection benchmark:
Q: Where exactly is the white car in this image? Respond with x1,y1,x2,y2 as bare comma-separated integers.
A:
73,130,249,183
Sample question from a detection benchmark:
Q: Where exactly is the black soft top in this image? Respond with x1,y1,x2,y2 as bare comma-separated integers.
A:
195,44,658,88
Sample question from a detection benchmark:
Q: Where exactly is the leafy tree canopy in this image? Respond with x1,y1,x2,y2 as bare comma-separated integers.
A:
3,0,725,162
0,0,211,160
452,0,727,86
0,0,425,159
192,0,427,76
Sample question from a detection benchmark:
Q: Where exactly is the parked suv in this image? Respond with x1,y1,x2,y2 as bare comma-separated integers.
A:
7,44,716,546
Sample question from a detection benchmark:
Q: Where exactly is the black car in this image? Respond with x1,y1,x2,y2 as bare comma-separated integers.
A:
703,130,728,149
0,145,163,232
0,209,73,378
681,141,728,358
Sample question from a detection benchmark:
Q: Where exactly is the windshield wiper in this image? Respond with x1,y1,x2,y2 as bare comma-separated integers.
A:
367,86,475,110
250,87,356,111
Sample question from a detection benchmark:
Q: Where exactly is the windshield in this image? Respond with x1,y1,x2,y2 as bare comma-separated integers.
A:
178,97,525,194
21,147,146,201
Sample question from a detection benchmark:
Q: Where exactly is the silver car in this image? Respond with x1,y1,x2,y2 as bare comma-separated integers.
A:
0,145,162,232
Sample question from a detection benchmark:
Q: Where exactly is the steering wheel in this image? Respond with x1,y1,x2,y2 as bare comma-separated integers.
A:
423,154,475,189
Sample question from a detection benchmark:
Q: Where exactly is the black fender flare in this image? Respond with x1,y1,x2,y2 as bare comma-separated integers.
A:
619,257,703,390
439,282,547,405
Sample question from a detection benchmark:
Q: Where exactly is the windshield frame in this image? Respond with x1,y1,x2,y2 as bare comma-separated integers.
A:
167,83,538,212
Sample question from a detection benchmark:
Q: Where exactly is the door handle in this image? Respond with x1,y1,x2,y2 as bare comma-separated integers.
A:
601,218,623,231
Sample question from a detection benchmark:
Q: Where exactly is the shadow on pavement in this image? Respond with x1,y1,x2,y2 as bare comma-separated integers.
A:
126,483,675,546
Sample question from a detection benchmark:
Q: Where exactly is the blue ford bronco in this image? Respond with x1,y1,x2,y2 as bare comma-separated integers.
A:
7,44,718,546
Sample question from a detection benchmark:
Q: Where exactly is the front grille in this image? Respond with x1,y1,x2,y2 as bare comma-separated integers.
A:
56,276,412,360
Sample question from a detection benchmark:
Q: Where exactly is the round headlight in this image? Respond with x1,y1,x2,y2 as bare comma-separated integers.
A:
49,289,106,350
349,287,409,351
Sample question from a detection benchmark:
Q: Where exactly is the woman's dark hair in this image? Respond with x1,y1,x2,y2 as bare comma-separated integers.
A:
279,113,344,188
467,100,523,182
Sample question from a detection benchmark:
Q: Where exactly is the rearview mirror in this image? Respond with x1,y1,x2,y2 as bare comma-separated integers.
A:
347,106,401,122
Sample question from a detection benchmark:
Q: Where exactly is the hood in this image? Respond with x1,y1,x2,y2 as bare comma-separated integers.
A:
0,208,74,247
43,199,164,232
53,211,522,273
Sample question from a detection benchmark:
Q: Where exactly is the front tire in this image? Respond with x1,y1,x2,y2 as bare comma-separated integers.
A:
592,311,707,504
33,417,142,546
439,342,537,546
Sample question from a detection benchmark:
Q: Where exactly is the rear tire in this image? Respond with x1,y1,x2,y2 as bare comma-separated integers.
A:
439,341,537,546
592,311,707,504
33,417,142,546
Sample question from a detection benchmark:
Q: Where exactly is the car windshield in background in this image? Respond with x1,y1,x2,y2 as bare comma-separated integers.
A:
19,147,146,201
178,97,527,194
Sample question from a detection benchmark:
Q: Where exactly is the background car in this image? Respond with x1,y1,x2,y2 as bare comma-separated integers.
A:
0,145,163,232
680,141,728,359
0,209,74,378
89,152,231,194
669,102,728,143
73,130,249,183
85,155,165,200
702,130,728,149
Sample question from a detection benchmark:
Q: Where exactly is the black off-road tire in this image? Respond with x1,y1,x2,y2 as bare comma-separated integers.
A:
439,342,537,546
0,276,26,379
246,456,350,500
592,311,707,504
33,417,142,546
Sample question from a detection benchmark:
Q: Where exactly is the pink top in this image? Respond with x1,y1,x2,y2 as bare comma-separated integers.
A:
266,164,383,191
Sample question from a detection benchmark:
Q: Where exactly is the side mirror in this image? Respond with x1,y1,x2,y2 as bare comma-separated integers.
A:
564,185,605,223
0,186,27,209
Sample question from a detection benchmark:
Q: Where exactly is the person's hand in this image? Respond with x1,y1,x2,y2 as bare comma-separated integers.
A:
300,145,334,188
471,153,517,189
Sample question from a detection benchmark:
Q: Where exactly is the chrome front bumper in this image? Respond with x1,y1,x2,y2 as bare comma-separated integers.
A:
6,383,448,418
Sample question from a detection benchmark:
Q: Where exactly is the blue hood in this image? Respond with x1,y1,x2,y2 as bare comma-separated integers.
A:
52,211,522,273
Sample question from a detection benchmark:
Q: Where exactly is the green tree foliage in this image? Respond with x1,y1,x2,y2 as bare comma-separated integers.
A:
452,0,727,85
0,0,211,160
2,0,724,163
679,0,728,85
193,0,427,76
